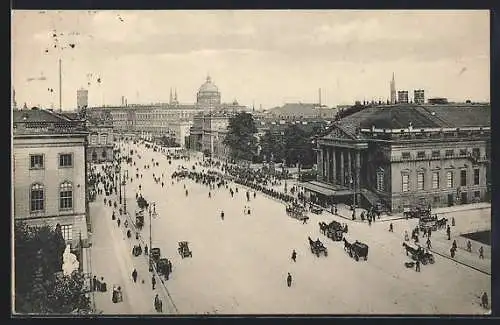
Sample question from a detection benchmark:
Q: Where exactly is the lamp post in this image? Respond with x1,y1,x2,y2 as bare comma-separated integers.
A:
149,201,154,272
123,169,128,214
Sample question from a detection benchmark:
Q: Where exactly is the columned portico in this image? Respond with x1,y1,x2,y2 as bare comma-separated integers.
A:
340,150,345,186
325,148,330,183
331,148,336,184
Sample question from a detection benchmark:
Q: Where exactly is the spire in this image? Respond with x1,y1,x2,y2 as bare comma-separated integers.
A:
169,88,173,104
174,88,178,101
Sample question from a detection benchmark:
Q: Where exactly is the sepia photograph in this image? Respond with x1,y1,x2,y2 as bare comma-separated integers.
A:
11,10,491,315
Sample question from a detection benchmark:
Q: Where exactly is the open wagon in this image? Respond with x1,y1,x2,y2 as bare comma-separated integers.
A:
178,241,193,258
349,241,368,261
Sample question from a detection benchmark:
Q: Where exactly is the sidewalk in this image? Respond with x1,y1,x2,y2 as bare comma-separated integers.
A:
88,187,163,314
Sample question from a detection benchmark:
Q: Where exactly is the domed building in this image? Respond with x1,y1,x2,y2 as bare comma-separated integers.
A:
196,75,221,106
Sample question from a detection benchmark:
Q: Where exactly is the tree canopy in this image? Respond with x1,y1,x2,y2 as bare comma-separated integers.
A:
223,112,258,161
14,222,91,314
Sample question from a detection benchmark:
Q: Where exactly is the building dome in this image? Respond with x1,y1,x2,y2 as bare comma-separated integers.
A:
199,76,219,93
197,75,221,106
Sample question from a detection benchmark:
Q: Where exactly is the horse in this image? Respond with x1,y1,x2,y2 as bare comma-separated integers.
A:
318,222,328,234
343,238,352,252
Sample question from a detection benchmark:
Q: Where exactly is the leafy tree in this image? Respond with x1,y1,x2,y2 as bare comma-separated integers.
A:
283,124,313,167
14,222,91,314
224,112,258,161
259,130,284,163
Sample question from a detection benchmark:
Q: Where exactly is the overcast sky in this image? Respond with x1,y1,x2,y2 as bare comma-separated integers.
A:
12,10,489,110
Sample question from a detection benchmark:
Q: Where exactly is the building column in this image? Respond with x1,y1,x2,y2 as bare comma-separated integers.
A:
347,150,352,187
356,150,361,205
317,147,324,181
332,148,337,185
340,150,345,186
325,147,330,183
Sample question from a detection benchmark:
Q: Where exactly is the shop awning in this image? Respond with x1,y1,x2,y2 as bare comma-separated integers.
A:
300,182,353,197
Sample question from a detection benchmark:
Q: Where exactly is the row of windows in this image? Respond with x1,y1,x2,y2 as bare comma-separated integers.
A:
90,134,108,145
401,148,481,160
30,182,74,212
401,169,480,192
30,153,72,169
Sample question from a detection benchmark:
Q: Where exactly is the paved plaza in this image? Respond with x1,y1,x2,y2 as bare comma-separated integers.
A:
89,141,491,315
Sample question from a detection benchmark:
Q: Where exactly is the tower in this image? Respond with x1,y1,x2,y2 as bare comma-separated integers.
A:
390,72,396,104
77,88,89,110
174,89,178,102
169,88,173,104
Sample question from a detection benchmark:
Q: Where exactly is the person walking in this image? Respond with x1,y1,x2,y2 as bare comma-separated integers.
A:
426,238,432,249
467,240,472,252
481,292,489,309
132,268,138,283
452,240,457,251
415,260,420,272
145,244,148,256
479,246,484,259
154,294,163,312
450,247,456,258
291,250,297,262
451,217,455,226
389,223,394,232
221,210,224,221
404,230,409,241
287,273,292,287
151,275,156,290
446,225,451,240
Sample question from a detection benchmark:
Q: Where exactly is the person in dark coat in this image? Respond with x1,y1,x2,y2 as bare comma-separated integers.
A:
92,275,98,291
447,225,451,240
426,238,432,249
287,273,292,287
450,247,456,258
291,250,297,262
481,292,489,309
221,210,224,220
152,275,156,290
145,245,148,255
479,246,484,259
415,260,420,272
132,268,138,283
389,223,393,232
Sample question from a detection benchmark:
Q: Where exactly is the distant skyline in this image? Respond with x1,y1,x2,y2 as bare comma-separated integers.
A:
12,10,489,110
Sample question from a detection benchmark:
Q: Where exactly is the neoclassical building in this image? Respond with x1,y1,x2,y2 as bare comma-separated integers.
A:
88,76,246,145
13,108,90,247
304,103,490,213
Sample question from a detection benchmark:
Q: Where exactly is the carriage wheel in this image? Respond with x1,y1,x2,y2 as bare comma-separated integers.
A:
422,259,428,265
364,256,368,261
429,257,435,264
324,251,328,257
354,254,359,261
316,252,320,257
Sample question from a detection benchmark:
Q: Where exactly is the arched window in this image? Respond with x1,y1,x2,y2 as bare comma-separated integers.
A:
376,168,384,192
30,183,44,212
60,181,73,210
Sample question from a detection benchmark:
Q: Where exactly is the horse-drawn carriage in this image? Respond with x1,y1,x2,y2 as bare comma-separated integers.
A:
136,211,144,230
157,258,172,279
403,202,431,219
343,238,369,261
286,203,308,221
419,215,438,232
178,241,193,258
310,204,323,215
308,236,328,257
402,242,435,265
150,248,161,264
132,244,142,257
319,220,345,241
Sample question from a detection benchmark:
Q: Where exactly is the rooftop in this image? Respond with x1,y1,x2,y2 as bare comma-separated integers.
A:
13,108,87,136
324,103,490,139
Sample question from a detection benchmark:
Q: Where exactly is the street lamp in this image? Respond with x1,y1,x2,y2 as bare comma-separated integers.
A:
123,169,129,214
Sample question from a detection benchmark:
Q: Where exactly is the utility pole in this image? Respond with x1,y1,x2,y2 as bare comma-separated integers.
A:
59,59,62,112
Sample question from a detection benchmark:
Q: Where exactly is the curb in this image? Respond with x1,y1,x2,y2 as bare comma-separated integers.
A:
423,247,491,276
